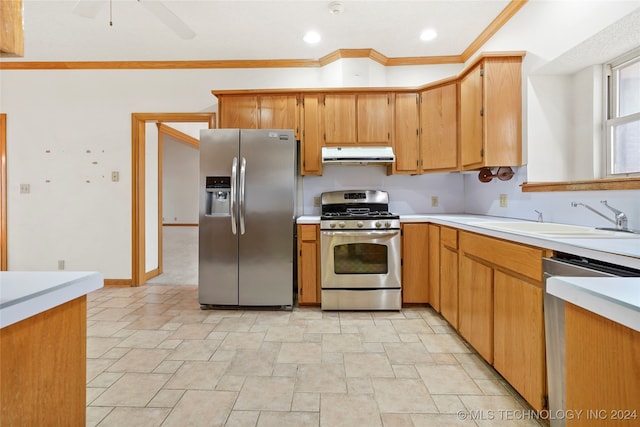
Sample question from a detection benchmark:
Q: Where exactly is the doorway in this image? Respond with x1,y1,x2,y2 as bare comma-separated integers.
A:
131,113,215,286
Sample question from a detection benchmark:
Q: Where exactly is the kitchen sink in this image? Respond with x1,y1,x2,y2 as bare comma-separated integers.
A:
469,221,640,239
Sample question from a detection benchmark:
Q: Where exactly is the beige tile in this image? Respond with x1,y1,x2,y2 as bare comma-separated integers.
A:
391,318,434,334
164,361,229,390
257,411,320,427
346,377,374,394
432,394,467,413
106,348,170,373
372,377,438,413
418,333,471,353
295,364,347,393
416,364,483,395
87,320,130,337
227,348,277,376
320,393,382,427
116,330,173,348
92,373,170,407
359,324,401,342
147,389,185,408
304,319,341,334
86,406,112,427
86,358,115,382
86,387,106,405
87,372,123,388
273,363,298,377
167,323,216,339
216,375,246,391
322,333,364,352
166,339,221,360
220,332,266,350
264,325,305,342
292,392,320,412
384,342,435,364
410,413,478,426
234,376,295,411
125,315,173,330
454,353,499,380
277,342,322,364
225,410,260,427
475,379,511,396
161,390,237,427
89,307,138,321
391,364,420,379
215,316,256,332
153,360,183,374
87,337,122,358
344,352,394,378
380,413,414,427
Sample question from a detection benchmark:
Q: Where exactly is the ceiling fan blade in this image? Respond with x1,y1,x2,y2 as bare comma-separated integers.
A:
72,0,107,18
138,0,196,40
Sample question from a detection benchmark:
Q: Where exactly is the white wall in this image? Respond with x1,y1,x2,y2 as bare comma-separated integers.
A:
162,136,199,224
3,2,639,279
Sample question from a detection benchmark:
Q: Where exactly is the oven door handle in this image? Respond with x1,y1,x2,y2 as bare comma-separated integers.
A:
321,230,399,237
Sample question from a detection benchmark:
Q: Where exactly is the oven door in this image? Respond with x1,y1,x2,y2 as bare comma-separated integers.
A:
320,229,401,289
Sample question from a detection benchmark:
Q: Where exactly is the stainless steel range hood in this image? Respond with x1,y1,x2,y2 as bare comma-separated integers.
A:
321,146,395,165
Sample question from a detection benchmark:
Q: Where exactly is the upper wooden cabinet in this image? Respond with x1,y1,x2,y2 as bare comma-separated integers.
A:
321,93,393,146
394,93,421,174
460,56,523,169
300,94,323,176
420,82,458,172
217,94,299,139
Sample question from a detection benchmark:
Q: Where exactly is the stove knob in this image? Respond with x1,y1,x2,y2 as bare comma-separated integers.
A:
338,221,346,228
329,222,336,228
385,221,392,228
357,221,364,228
375,221,382,228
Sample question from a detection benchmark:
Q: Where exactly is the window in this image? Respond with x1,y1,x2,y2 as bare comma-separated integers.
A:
606,48,640,176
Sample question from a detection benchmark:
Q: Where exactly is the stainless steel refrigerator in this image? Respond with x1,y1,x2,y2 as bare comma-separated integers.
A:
198,129,296,308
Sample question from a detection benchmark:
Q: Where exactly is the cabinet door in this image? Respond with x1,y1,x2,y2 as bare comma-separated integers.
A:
493,270,545,411
358,93,392,145
401,223,429,303
565,303,640,426
219,95,258,128
259,95,299,138
322,94,357,145
421,83,458,171
301,95,322,175
428,224,440,312
460,65,483,168
297,225,319,304
458,255,493,362
440,246,458,328
394,93,420,173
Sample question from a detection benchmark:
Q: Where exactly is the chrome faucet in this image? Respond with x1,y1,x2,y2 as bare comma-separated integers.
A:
534,210,543,223
570,200,628,230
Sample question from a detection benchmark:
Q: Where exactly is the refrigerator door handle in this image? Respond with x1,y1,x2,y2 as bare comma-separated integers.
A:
230,157,238,235
239,157,247,235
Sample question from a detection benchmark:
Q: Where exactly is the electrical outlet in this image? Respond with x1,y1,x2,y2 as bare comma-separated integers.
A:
20,183,30,194
313,196,321,207
431,196,439,207
499,194,508,208
112,171,120,182
58,260,65,270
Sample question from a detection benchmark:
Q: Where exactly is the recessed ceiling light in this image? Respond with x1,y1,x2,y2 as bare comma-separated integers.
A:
420,29,438,42
303,31,321,44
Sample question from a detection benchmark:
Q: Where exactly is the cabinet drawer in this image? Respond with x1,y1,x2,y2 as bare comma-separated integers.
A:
459,231,543,282
299,225,317,241
441,226,458,249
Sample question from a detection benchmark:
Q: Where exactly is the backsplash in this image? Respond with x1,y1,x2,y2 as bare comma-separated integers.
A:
301,165,639,230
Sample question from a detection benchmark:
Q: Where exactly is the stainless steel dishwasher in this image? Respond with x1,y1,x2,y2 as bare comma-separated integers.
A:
543,253,640,427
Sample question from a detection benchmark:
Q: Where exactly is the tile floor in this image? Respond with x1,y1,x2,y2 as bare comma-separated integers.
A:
86,284,544,426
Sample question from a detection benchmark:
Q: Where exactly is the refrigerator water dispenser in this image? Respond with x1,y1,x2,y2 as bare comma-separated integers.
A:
205,176,231,216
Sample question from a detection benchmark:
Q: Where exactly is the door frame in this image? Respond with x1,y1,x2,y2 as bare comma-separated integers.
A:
131,112,215,286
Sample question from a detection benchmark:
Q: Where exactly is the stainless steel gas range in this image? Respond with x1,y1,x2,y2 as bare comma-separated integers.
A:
320,190,401,310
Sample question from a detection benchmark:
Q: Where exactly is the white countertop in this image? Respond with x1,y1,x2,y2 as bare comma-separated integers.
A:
547,276,640,332
0,271,104,328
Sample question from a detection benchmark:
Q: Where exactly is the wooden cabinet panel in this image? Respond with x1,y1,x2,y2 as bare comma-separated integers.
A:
394,93,420,173
493,270,546,411
440,226,458,250
259,95,299,138
401,223,429,303
358,93,392,145
297,224,320,304
440,226,458,327
322,94,357,145
459,255,493,363
428,224,440,312
460,57,523,169
219,95,258,128
460,65,483,168
565,303,640,426
459,231,543,282
421,83,458,171
301,95,322,175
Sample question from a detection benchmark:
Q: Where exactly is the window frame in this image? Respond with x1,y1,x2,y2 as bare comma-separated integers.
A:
604,47,640,178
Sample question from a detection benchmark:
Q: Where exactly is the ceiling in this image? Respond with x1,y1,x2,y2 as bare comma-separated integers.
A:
14,0,517,62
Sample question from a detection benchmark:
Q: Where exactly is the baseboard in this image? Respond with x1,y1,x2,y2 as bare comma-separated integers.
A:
104,279,133,287
163,223,198,227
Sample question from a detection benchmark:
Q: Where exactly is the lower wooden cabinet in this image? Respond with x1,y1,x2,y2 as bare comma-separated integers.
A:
428,224,441,311
401,223,429,303
440,227,459,328
297,224,320,304
565,303,640,426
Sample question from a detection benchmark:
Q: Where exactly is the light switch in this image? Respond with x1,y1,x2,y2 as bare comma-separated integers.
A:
431,196,439,207
20,183,30,194
112,171,120,182
499,194,508,208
